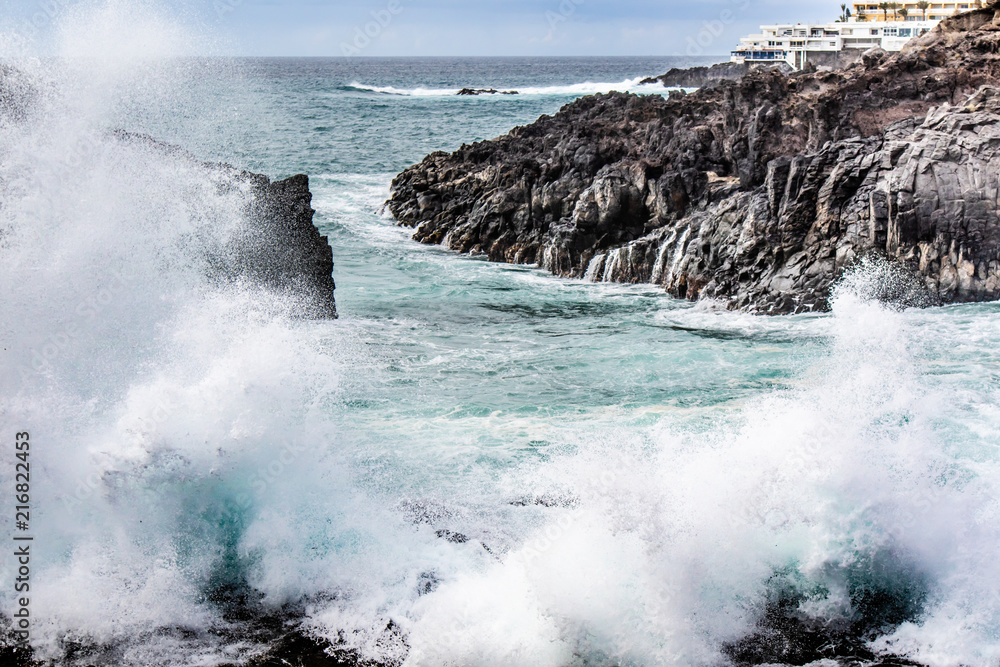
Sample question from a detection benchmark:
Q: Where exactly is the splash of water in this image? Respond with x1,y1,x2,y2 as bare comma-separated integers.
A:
2,4,999,667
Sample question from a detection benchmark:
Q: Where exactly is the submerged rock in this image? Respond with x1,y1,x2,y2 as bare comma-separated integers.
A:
387,4,1000,313
724,553,930,666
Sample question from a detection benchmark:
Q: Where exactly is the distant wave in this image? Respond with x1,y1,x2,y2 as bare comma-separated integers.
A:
344,82,461,96
344,77,678,98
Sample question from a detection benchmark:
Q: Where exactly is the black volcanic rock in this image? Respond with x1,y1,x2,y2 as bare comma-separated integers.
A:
387,4,1000,313
2,85,336,319
639,61,792,88
239,172,338,318
0,65,35,122
457,88,519,95
112,132,338,317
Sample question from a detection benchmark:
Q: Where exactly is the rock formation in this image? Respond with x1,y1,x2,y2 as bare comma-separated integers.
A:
639,61,792,88
387,5,1000,313
114,132,338,317
237,172,338,318
457,88,519,95
0,62,337,318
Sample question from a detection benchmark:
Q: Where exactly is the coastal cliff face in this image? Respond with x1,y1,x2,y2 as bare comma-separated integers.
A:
387,5,1000,313
239,172,338,318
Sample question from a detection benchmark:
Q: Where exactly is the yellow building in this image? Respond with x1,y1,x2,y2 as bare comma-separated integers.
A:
852,0,978,21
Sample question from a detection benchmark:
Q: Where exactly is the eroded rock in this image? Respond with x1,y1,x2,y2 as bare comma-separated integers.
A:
387,4,1000,313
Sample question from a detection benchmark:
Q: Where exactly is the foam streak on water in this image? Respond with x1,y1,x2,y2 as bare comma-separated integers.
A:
2,4,1000,667
344,77,679,97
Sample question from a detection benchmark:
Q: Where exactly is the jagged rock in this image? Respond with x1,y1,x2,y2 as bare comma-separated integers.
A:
456,88,519,96
113,132,338,317
0,65,35,122
862,45,889,68
238,172,338,318
387,4,1000,313
0,65,337,319
639,61,792,88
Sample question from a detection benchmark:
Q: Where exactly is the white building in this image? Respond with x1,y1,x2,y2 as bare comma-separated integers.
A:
853,1,975,22
731,19,938,70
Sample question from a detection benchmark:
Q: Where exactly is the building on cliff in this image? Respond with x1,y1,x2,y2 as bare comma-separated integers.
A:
731,18,937,70
852,1,976,21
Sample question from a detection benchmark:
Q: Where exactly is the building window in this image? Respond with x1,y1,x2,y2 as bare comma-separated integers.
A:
790,40,805,46
871,28,879,34
898,28,911,35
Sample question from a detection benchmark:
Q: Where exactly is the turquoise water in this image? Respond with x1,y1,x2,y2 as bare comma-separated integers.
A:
3,39,1000,667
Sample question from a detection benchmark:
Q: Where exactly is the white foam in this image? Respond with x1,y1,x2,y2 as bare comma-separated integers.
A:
346,77,681,98
379,280,1000,665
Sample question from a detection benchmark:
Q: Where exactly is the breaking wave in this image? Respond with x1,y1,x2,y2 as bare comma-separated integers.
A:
344,77,676,98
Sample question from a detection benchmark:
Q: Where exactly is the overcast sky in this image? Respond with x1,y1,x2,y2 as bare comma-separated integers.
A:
2,0,841,57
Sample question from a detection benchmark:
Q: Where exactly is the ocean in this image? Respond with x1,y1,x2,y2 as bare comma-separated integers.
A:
2,24,1000,667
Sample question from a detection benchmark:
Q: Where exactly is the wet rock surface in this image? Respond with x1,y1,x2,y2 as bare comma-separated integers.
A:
388,5,1000,313
237,172,338,318
0,70,337,318
456,88,519,95
114,132,338,317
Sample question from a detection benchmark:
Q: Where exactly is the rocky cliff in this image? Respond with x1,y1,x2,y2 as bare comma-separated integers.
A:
639,61,792,88
113,132,338,317
387,5,1000,313
236,171,337,318
0,67,335,318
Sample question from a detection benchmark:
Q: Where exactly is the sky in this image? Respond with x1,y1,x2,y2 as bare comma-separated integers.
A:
1,0,842,57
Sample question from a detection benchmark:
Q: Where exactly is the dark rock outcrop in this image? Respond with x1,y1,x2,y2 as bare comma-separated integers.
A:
238,172,338,318
457,88,519,96
639,61,792,88
387,5,1000,313
0,69,336,318
113,132,338,317
0,65,35,122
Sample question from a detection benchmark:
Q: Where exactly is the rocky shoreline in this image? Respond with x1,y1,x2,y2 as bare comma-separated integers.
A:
0,67,343,667
638,60,792,88
387,5,1000,313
